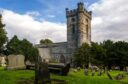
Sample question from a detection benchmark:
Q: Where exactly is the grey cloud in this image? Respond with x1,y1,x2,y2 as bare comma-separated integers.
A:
90,0,128,42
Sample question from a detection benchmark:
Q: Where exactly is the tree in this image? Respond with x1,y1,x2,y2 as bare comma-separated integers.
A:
100,40,128,70
0,14,7,53
21,39,39,62
6,35,22,54
112,41,128,70
100,40,114,69
7,35,39,62
73,43,91,67
73,40,128,70
90,42,106,66
40,39,53,45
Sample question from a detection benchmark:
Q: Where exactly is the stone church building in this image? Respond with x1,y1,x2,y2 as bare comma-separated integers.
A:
36,2,92,63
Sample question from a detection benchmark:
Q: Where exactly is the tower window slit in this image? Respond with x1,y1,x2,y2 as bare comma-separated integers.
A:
72,18,75,22
72,24,75,34
86,19,88,23
86,25,88,38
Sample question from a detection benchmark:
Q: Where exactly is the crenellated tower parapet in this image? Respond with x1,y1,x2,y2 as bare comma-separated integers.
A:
66,2,92,19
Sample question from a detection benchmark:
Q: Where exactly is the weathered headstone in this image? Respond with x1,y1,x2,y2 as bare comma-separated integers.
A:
0,55,7,67
35,56,51,84
77,67,81,71
114,66,120,70
107,72,113,80
1,56,6,67
7,55,25,70
98,68,102,76
26,60,35,69
115,74,124,80
73,69,78,72
105,67,113,80
84,68,88,76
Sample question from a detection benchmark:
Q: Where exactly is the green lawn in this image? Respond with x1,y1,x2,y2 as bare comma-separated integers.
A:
0,67,34,84
0,67,128,84
51,69,128,84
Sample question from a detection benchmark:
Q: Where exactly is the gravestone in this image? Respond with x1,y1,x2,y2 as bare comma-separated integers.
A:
1,56,6,67
48,63,70,76
84,68,88,76
7,55,25,70
0,55,7,67
105,67,113,80
73,69,78,72
114,66,120,70
26,60,35,69
115,74,124,80
98,68,102,76
77,67,81,71
35,56,51,84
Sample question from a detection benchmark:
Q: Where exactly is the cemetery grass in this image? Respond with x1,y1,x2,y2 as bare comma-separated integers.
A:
51,69,128,84
0,67,34,84
0,67,128,84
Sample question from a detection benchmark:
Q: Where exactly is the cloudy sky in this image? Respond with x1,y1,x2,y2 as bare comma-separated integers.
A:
0,0,128,44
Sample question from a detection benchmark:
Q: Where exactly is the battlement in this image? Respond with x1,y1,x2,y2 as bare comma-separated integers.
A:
66,2,92,18
77,2,84,6
66,8,77,17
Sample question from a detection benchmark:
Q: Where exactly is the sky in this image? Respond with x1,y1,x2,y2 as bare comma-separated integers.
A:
0,0,128,44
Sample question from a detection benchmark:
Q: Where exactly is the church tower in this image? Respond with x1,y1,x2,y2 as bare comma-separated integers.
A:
66,2,92,54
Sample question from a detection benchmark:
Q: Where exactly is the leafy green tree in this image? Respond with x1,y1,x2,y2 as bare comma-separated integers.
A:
112,41,128,70
0,14,7,52
73,43,91,67
40,39,53,45
21,39,39,62
7,35,39,62
90,42,106,66
73,40,128,69
100,40,114,69
6,35,22,54
101,40,128,70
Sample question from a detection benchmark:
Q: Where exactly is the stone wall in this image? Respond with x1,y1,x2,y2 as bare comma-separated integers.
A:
51,42,70,62
37,42,70,63
38,48,51,62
